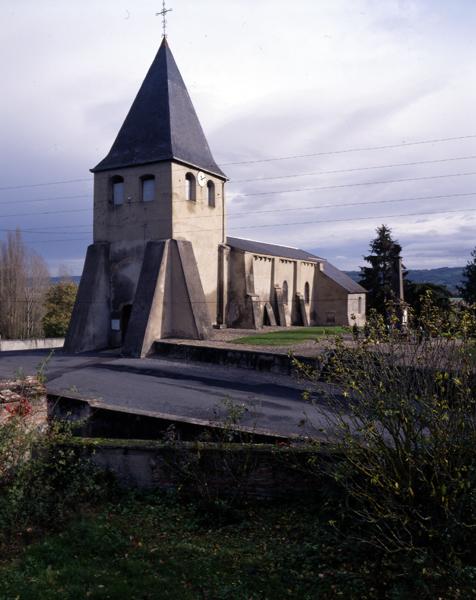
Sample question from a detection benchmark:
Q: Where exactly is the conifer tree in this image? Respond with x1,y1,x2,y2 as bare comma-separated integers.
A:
458,247,476,304
359,225,403,315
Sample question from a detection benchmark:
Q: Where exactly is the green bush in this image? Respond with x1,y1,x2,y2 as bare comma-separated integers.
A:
0,390,113,545
0,424,113,538
42,281,78,337
299,298,476,579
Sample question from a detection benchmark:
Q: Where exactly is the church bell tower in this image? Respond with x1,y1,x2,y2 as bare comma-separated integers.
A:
65,38,227,356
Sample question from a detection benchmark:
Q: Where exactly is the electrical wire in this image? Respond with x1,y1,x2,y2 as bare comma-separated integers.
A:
230,155,476,184
2,171,476,220
1,133,476,192
0,178,91,192
10,205,476,243
239,171,476,198
220,134,476,166
2,190,476,236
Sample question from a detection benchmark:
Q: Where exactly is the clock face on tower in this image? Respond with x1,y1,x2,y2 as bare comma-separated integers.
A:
197,171,207,187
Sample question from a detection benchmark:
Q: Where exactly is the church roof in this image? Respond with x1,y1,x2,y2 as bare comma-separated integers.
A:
320,262,367,294
91,38,226,178
226,237,324,262
226,237,366,294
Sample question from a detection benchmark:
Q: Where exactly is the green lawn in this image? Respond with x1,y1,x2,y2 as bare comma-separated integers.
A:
1,493,470,599
0,496,361,600
233,326,349,346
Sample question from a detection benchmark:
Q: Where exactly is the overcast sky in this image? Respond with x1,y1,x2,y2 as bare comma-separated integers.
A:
1,0,476,274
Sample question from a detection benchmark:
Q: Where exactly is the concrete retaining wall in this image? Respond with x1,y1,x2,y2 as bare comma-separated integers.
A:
69,438,328,498
48,394,289,443
0,338,64,352
154,341,317,375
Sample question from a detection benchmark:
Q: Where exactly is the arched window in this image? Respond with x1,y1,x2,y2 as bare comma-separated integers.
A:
304,282,310,304
185,173,196,202
141,175,155,202
358,296,362,314
207,180,215,207
282,281,289,305
111,175,124,206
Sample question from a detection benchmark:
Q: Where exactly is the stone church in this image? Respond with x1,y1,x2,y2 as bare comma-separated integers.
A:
65,39,366,357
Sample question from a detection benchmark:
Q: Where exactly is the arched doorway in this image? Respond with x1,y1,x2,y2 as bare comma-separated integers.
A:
120,304,133,342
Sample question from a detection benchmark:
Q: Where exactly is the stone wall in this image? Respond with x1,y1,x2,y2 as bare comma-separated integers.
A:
69,438,330,499
172,163,226,325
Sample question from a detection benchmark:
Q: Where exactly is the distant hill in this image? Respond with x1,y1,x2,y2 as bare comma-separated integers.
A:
56,269,465,296
345,267,464,296
51,276,81,285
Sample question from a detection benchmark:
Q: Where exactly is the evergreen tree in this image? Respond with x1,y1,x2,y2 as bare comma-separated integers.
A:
359,225,403,315
458,247,476,304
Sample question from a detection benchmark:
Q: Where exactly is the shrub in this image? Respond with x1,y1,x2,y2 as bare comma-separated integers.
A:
42,281,78,337
298,298,476,573
0,374,113,544
0,422,112,536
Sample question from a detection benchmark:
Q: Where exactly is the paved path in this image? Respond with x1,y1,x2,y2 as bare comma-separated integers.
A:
0,350,335,438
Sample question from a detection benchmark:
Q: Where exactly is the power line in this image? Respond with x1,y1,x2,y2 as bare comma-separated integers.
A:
12,191,474,233
8,206,476,244
228,191,476,219
220,134,476,166
228,207,476,231
0,208,90,219
0,193,91,207
230,155,476,184
109,205,476,233
1,134,476,193
73,191,476,230
11,237,92,244
239,171,476,198
0,178,91,192
3,171,476,220
0,153,473,210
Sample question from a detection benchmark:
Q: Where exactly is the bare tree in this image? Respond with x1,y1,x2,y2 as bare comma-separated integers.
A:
0,230,50,340
24,253,50,338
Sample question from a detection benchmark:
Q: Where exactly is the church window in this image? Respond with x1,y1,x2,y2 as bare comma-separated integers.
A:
358,296,362,314
304,282,310,304
141,175,155,202
111,176,124,206
185,173,196,201
207,180,215,207
283,281,289,305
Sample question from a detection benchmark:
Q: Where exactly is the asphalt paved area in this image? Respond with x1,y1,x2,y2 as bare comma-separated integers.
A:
0,350,335,438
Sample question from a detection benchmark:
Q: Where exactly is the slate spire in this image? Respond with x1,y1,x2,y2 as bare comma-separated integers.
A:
92,38,226,178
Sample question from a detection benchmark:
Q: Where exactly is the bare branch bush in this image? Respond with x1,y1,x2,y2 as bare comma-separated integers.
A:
297,294,476,567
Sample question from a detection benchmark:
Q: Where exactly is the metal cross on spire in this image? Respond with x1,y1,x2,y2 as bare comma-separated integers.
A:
156,0,173,37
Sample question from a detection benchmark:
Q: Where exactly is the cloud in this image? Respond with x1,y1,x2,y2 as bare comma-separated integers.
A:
1,0,476,273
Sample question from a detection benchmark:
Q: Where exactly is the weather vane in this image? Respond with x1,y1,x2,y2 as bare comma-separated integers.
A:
156,1,173,37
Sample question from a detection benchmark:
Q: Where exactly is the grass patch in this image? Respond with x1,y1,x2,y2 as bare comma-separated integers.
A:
0,496,333,600
233,326,349,346
1,493,473,599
